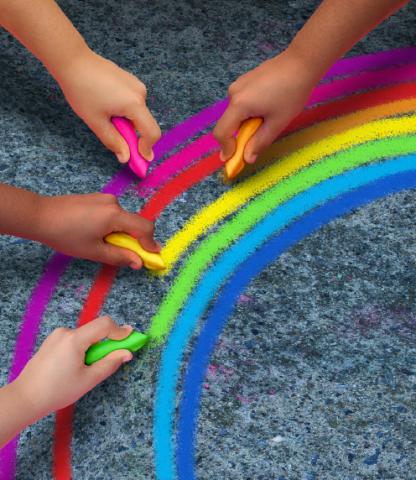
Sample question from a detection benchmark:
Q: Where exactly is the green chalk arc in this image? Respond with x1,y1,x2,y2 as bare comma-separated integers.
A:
147,133,416,344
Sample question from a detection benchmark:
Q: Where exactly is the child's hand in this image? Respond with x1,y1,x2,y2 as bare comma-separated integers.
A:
36,192,160,269
13,316,133,420
214,50,315,164
56,49,161,162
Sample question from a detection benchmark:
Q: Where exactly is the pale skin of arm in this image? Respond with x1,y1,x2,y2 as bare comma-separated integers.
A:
0,184,160,268
214,0,411,163
0,3,162,439
0,316,133,448
0,0,161,161
0,2,162,266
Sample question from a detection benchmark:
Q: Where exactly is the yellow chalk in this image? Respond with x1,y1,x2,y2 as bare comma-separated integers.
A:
225,117,263,179
105,233,165,271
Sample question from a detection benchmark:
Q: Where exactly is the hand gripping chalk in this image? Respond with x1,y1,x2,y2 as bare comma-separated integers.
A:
225,117,263,180
112,116,151,178
85,330,149,365
105,232,165,271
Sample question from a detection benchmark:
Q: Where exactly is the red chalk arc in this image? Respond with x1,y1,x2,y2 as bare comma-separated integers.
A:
1,48,416,480
53,67,416,477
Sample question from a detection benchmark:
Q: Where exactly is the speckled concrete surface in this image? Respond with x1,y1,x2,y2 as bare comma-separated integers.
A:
1,1,416,479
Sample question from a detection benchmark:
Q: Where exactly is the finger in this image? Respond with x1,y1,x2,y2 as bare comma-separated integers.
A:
129,105,161,161
244,117,285,163
99,242,144,269
76,316,132,351
86,349,133,386
213,106,246,161
116,212,160,253
89,118,130,163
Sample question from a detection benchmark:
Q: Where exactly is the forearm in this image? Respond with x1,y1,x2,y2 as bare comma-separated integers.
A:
287,0,410,83
0,184,44,240
0,0,89,80
0,382,38,448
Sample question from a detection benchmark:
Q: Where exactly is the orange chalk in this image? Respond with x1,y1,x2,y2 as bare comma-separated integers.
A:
225,117,263,179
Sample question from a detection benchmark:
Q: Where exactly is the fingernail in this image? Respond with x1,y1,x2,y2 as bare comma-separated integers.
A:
138,144,154,162
116,152,129,164
122,355,132,363
144,150,155,162
219,151,226,162
130,262,141,270
246,153,257,164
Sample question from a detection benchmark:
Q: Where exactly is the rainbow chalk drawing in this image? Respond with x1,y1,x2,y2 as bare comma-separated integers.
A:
0,91,229,480
157,110,416,275
176,167,416,480
2,48,416,480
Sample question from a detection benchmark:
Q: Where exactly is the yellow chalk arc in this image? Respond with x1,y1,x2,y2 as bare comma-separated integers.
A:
160,104,416,274
105,233,165,271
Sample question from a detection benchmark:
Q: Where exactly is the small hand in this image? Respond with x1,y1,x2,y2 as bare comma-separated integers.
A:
56,49,161,162
36,192,160,269
12,316,133,420
214,50,315,164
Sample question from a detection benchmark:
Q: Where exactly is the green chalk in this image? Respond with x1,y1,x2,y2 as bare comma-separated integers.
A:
85,330,149,365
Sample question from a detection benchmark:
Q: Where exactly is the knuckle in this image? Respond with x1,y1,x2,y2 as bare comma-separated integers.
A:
109,209,122,226
101,193,117,204
90,192,104,201
229,93,246,110
107,201,122,216
53,327,71,337
101,125,120,149
227,82,238,96
108,201,122,215
99,315,113,328
134,95,146,107
101,315,113,324
141,220,155,235
136,81,147,98
149,126,162,143
52,327,74,344
109,202,121,215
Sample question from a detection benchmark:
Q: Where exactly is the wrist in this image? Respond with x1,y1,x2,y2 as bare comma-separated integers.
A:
269,47,320,92
33,195,57,246
23,192,50,244
49,41,93,84
3,380,40,429
283,42,327,85
0,185,44,240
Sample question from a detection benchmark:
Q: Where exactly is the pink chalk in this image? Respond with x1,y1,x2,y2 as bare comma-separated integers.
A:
112,116,150,178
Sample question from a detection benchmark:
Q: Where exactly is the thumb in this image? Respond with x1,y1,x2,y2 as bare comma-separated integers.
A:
99,242,143,270
116,212,160,254
87,349,133,385
90,118,130,163
244,118,284,164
